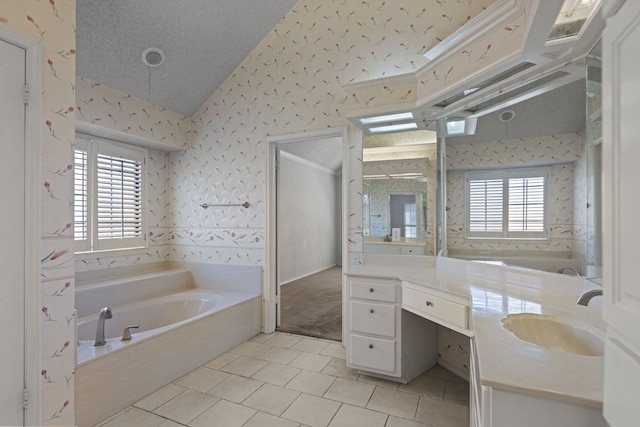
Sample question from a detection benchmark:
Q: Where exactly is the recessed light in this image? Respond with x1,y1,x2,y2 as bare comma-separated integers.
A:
142,47,165,67
368,123,419,134
360,112,414,125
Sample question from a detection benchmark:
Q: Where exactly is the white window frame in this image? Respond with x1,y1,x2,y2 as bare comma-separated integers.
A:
74,134,147,254
465,167,549,240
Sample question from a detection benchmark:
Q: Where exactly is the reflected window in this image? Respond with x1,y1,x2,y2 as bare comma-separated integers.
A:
404,202,417,238
466,168,548,240
547,0,601,43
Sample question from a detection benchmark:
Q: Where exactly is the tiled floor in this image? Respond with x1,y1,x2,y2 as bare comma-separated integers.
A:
96,332,469,427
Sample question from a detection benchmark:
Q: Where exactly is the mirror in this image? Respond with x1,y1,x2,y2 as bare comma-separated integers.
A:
438,51,602,278
362,130,437,255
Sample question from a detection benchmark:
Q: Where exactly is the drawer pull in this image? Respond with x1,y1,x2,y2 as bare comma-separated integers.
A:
369,309,375,314
369,288,374,293
368,344,374,349
425,301,434,307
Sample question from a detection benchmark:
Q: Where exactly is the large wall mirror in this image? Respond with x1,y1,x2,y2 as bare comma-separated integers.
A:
362,130,437,256
437,41,603,279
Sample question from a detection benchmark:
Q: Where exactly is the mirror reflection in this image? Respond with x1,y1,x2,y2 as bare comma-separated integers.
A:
362,130,437,256
439,53,602,278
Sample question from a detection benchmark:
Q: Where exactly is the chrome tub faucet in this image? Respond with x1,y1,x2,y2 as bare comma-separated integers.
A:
94,307,112,346
577,289,603,306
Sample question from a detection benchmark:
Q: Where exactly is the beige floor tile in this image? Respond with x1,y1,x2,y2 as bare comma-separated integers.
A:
221,355,269,377
252,362,301,386
250,333,274,344
290,338,330,354
206,374,264,403
281,393,341,427
444,381,470,406
243,383,300,416
357,374,400,390
398,375,445,400
366,386,419,420
175,367,230,393
265,333,303,348
97,406,166,427
158,420,184,427
289,352,332,372
153,389,219,425
384,416,429,427
260,346,302,365
424,364,467,384
323,378,374,407
415,396,469,427
321,358,359,380
327,404,387,427
205,352,239,370
134,383,186,411
188,399,256,427
230,341,273,358
319,343,346,359
286,370,336,396
244,411,301,427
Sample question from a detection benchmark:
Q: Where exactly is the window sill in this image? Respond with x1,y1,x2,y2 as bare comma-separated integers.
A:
75,246,149,261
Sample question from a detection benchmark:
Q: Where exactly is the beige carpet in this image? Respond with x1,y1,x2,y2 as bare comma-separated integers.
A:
277,266,342,341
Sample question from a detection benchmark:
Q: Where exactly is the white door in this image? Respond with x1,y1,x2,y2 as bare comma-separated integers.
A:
602,0,640,425
0,39,26,426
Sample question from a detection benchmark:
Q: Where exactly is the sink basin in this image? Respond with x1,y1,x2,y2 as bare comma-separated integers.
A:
501,313,604,356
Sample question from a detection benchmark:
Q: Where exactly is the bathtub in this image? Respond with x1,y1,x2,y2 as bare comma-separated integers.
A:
75,264,261,427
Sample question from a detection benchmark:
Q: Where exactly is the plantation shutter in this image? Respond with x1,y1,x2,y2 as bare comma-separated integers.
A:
468,177,504,235
74,140,89,251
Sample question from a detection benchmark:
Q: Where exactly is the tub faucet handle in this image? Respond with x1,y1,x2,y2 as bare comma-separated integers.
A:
122,324,140,341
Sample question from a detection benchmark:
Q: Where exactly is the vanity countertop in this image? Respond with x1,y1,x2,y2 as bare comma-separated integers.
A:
347,256,605,408
363,236,427,246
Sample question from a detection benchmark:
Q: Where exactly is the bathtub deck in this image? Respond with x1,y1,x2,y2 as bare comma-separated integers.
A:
94,332,470,427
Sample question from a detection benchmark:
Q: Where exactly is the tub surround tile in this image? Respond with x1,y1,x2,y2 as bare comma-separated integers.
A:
289,352,332,372
286,371,336,397
206,375,264,403
366,387,420,420
321,358,359,381
221,356,269,377
281,393,341,427
252,362,301,387
327,404,388,427
188,399,257,427
176,367,230,393
290,338,330,354
153,389,219,425
259,347,302,365
205,352,240,370
323,378,375,408
242,383,300,416
134,384,186,412
243,411,301,427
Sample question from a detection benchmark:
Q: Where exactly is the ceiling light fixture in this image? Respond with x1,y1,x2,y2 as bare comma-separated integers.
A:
142,47,165,67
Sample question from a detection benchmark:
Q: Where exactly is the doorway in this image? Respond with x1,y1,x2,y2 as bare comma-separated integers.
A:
265,127,349,341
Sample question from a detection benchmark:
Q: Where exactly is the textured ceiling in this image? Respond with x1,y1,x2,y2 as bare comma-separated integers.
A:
76,0,298,117
280,137,344,172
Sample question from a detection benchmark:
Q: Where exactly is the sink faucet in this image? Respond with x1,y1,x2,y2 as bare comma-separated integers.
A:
558,266,580,276
576,289,603,306
94,307,113,346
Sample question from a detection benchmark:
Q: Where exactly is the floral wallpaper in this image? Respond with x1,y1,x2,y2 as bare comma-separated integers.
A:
1,1,76,425
446,133,585,257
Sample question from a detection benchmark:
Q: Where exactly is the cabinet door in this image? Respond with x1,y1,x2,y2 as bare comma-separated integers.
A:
603,0,640,424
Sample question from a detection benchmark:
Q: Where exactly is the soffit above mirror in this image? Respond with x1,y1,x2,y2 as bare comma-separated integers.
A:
342,0,625,133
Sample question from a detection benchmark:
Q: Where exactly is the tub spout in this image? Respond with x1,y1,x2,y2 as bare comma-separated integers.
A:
558,266,580,276
94,307,113,346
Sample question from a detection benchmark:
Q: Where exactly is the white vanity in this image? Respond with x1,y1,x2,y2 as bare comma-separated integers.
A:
346,256,606,427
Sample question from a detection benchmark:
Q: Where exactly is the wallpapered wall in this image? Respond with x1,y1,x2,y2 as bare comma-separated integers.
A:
446,133,585,258
1,1,76,425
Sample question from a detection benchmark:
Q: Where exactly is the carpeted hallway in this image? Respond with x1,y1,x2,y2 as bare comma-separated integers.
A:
277,266,343,341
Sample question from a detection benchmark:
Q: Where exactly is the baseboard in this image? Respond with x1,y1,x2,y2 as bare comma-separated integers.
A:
437,358,470,382
280,264,339,286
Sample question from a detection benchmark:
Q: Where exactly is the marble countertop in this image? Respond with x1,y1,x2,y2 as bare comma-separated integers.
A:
347,256,605,408
363,237,427,246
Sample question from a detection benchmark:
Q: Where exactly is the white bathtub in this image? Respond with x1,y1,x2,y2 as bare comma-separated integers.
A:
75,264,261,427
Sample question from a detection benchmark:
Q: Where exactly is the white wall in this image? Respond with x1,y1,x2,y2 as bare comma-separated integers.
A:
278,151,341,284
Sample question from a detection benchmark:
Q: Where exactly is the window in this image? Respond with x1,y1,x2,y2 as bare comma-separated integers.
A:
466,168,547,239
74,135,147,253
404,202,417,238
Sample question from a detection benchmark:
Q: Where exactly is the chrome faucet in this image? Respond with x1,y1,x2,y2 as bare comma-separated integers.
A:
94,307,112,346
576,289,603,306
558,266,580,276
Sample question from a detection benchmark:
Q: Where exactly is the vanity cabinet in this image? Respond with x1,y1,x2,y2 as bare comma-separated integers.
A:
346,275,438,383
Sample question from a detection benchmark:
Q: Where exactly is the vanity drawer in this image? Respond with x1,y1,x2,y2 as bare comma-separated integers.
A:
402,285,469,330
349,334,396,373
350,279,397,302
350,301,396,337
